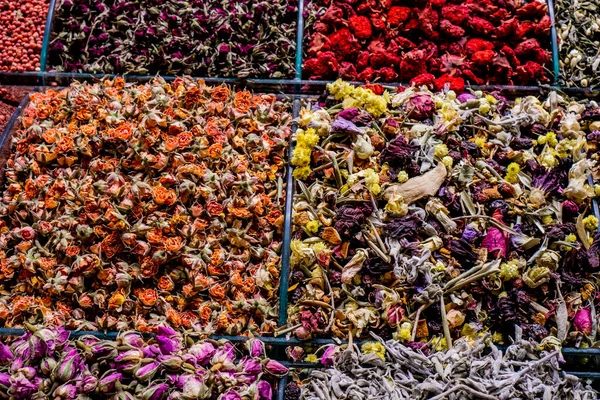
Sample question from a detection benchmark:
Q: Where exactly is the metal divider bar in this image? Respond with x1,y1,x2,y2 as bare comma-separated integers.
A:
39,0,58,81
546,0,561,87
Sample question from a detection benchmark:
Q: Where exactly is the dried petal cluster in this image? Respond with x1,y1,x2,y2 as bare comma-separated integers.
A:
299,336,597,399
49,0,298,78
0,325,286,399
556,0,600,88
303,0,552,85
288,79,600,348
0,77,291,335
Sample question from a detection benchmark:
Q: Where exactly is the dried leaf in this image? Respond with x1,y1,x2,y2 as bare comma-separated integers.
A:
577,212,591,250
384,163,447,205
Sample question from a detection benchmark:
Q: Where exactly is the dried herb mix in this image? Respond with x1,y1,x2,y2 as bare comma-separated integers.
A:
298,335,598,399
303,0,553,85
555,0,600,88
48,0,298,78
0,77,291,335
287,80,600,348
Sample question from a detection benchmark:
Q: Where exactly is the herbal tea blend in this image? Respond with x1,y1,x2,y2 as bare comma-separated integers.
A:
297,335,598,399
286,80,600,347
49,0,298,78
303,0,552,85
555,0,600,88
0,77,291,334
0,325,286,399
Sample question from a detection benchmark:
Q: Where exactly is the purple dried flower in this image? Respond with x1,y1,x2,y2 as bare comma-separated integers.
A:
405,94,435,120
188,342,216,366
81,375,98,393
157,336,180,355
0,343,13,362
54,349,81,382
141,383,170,400
98,372,122,393
53,383,78,399
321,346,339,366
574,308,593,335
245,339,264,358
337,108,360,120
135,361,160,381
331,117,364,135
257,380,273,400
222,390,242,400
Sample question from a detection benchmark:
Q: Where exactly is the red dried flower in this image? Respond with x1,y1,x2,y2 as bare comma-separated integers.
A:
472,50,496,65
434,75,465,93
465,38,495,55
410,73,436,88
329,29,359,59
439,19,465,38
358,67,376,81
469,17,495,35
304,52,339,79
387,6,411,26
516,1,547,18
349,16,373,39
441,5,469,26
495,18,518,38
362,83,385,95
377,67,398,81
515,61,549,84
418,6,439,38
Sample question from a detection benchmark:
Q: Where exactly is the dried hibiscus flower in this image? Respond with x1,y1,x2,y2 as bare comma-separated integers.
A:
303,0,552,85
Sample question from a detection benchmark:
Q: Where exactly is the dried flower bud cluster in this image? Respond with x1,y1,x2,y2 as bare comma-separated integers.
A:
299,335,597,399
0,77,291,335
303,0,552,85
0,324,285,399
49,0,298,78
288,80,600,349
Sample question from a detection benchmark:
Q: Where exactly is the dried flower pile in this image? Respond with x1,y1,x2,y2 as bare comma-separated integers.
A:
555,0,600,88
303,0,552,86
297,335,598,399
0,0,48,72
0,77,291,334
287,80,600,348
0,324,287,399
49,0,298,78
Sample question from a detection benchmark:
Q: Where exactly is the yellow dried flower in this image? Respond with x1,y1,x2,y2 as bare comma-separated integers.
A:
304,354,318,363
507,162,520,175
361,342,386,360
583,215,599,230
305,220,320,234
398,322,412,341
442,156,453,168
434,143,449,158
293,166,312,180
397,171,409,183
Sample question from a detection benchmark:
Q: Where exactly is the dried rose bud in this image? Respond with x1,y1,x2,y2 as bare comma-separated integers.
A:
53,383,78,399
53,349,81,382
188,342,216,366
98,372,122,393
0,343,13,362
134,361,160,381
285,346,305,362
81,375,98,393
141,383,169,400
321,346,339,366
257,380,273,400
245,338,265,358
158,355,184,371
263,360,288,377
